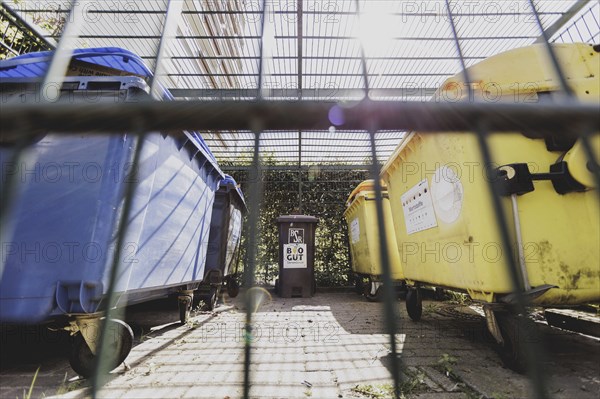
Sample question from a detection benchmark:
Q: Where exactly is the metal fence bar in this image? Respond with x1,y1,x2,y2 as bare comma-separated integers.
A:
368,125,404,399
90,0,180,394
12,8,567,17
149,0,182,99
1,100,596,136
577,126,600,192
528,0,574,97
243,1,268,397
535,0,591,43
242,130,264,399
474,127,550,398
91,0,182,399
46,34,541,41
90,130,145,396
354,1,403,397
38,0,83,101
445,1,549,396
528,0,600,195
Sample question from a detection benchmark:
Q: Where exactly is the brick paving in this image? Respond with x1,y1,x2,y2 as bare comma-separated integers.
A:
1,291,599,398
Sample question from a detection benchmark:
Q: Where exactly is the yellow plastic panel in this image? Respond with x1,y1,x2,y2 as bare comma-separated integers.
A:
344,183,404,280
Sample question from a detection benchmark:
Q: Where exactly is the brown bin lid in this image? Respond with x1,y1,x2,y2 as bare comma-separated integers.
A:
276,215,319,224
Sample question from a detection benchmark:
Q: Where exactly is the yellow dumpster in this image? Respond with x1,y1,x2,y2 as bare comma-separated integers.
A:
381,43,599,368
344,180,404,300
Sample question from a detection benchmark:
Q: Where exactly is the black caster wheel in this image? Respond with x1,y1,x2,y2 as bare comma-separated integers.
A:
406,287,423,321
494,311,529,373
179,296,192,325
365,280,383,302
204,286,219,311
227,278,240,298
69,319,133,378
366,286,383,302
354,277,365,295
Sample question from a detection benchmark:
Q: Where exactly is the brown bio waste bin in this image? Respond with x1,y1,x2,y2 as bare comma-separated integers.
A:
276,215,318,298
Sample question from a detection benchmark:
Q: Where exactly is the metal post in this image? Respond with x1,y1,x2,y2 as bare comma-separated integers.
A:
298,130,303,213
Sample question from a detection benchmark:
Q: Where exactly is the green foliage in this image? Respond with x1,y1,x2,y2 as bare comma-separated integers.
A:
445,291,471,306
351,374,427,399
423,303,440,315
226,158,369,287
55,373,85,396
23,367,40,399
437,353,458,377
351,383,395,399
0,3,56,60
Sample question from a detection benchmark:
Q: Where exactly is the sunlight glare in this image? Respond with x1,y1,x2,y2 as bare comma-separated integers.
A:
357,9,396,56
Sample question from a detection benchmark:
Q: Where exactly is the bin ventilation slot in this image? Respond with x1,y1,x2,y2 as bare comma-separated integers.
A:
61,82,80,90
86,81,122,91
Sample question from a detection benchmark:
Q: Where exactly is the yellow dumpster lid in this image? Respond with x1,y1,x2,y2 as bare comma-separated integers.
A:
346,180,387,207
380,133,416,180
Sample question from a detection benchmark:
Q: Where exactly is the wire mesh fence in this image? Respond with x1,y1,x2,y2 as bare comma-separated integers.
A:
0,1,599,398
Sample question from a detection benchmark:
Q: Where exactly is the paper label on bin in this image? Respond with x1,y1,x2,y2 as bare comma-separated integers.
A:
401,179,438,234
350,218,360,244
431,166,464,224
283,244,307,268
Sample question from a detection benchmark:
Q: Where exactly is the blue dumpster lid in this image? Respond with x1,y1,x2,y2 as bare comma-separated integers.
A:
0,47,223,177
220,174,247,209
0,47,152,78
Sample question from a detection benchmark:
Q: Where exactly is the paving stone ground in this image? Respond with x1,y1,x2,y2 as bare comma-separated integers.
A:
1,290,599,399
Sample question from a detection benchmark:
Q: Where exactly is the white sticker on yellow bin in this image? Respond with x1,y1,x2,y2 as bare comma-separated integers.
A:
283,244,307,268
431,166,464,224
350,218,360,244
401,179,438,234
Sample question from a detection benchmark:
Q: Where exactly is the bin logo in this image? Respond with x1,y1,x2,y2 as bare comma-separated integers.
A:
283,244,307,268
289,228,304,243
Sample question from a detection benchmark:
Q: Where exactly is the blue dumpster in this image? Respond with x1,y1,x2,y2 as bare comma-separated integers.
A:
0,47,224,376
197,175,247,309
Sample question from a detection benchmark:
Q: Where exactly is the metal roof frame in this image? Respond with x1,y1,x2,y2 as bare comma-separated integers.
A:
2,0,598,166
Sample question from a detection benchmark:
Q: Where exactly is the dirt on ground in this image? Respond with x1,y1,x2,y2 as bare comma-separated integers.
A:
1,290,599,399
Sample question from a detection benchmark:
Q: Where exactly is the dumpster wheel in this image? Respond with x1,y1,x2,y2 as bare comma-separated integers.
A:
365,278,383,302
204,286,219,311
227,278,240,298
354,276,365,295
365,285,383,302
406,287,423,321
179,295,193,325
494,311,528,373
69,319,133,378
